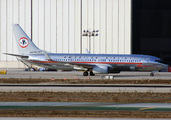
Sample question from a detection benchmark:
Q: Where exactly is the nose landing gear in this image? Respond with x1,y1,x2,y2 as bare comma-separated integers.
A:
150,72,154,76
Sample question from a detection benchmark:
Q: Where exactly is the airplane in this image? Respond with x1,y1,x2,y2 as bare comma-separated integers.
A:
4,24,168,76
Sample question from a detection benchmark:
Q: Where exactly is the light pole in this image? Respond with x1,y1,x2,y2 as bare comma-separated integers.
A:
82,29,99,53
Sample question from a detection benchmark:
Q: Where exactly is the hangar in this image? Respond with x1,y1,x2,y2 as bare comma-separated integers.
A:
0,0,170,68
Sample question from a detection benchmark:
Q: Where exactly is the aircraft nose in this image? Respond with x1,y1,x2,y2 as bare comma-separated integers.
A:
162,64,168,69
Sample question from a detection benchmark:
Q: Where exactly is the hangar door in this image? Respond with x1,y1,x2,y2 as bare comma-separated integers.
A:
132,0,171,64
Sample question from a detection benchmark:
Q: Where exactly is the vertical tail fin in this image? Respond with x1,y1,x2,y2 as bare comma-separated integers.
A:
13,24,41,55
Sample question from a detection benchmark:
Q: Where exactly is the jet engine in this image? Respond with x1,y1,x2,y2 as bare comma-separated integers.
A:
92,65,110,74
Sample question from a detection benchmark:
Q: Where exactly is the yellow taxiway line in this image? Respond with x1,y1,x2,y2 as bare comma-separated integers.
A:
139,107,155,110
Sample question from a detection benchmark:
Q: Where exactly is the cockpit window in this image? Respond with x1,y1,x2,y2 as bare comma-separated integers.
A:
155,60,167,64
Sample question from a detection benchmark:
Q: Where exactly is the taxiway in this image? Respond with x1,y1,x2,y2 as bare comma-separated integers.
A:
0,69,171,79
1,102,171,111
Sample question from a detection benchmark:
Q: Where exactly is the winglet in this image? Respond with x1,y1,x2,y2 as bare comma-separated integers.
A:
85,49,90,54
43,51,53,61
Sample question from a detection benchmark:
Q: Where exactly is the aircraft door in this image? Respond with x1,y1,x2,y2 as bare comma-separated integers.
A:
146,58,150,64
145,58,151,70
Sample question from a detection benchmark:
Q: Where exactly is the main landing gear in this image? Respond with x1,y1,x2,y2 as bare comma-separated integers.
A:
83,71,95,76
90,71,95,76
83,71,88,76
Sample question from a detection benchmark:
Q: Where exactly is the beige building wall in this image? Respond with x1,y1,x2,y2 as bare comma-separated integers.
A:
0,0,131,68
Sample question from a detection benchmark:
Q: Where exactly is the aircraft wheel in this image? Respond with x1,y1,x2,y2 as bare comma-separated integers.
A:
150,73,154,76
83,71,88,76
90,71,95,76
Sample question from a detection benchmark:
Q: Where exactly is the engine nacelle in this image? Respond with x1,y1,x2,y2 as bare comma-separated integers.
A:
92,65,110,74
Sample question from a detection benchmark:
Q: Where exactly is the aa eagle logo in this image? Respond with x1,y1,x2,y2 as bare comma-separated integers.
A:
19,37,29,48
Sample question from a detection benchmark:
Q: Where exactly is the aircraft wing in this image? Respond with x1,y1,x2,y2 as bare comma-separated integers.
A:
63,61,95,68
43,51,94,69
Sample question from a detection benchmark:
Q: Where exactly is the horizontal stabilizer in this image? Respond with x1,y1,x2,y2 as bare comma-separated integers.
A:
4,53,28,58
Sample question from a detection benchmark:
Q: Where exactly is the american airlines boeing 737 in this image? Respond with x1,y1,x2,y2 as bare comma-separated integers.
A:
4,24,168,76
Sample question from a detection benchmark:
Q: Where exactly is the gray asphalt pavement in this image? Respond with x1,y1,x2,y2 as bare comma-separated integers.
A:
1,69,171,92
0,86,171,92
0,118,169,120
0,68,171,79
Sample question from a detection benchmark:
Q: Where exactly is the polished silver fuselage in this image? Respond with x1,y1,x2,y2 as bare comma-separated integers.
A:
20,53,167,72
